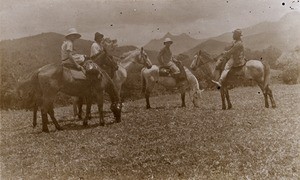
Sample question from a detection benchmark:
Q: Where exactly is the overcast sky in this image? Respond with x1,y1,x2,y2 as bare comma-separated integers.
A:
0,0,299,46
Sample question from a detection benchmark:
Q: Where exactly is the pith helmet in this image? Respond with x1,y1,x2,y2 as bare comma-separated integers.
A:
65,28,81,39
94,32,104,41
164,38,173,44
232,29,242,37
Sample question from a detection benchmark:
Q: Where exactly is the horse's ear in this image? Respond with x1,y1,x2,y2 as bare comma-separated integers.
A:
198,50,202,55
141,47,144,53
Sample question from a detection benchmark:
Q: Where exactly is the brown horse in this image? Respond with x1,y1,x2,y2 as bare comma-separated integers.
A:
18,51,120,129
190,50,276,109
72,50,119,119
18,59,122,133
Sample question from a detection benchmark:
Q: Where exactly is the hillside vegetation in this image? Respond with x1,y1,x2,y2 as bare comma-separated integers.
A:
0,84,299,179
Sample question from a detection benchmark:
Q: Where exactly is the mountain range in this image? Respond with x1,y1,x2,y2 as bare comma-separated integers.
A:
144,11,300,56
144,32,204,55
0,12,299,80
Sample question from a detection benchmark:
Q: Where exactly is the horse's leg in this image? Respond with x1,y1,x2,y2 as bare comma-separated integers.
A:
224,88,232,109
267,86,276,108
41,99,51,133
48,103,62,131
77,97,83,120
41,108,49,133
181,93,186,107
97,91,104,126
33,103,38,128
220,88,226,110
258,83,269,108
83,97,92,126
72,97,78,120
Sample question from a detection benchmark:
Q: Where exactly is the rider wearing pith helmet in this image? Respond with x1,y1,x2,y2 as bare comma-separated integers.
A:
212,28,245,88
65,28,81,40
163,37,173,45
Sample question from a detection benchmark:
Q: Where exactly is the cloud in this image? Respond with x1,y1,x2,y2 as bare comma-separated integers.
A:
0,0,299,46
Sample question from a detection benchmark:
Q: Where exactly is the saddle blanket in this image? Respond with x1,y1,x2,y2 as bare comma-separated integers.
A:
63,67,86,81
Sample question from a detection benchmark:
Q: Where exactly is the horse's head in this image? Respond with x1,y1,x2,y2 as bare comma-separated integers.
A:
190,50,205,71
83,60,102,80
92,50,118,71
135,47,152,69
190,89,204,107
110,102,122,123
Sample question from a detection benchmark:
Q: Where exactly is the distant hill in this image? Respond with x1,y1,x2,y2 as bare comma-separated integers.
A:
0,32,93,78
211,12,300,51
183,39,231,57
144,32,204,55
0,32,159,79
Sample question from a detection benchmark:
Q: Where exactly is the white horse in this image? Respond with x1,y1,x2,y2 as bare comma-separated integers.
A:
112,47,152,96
141,62,203,109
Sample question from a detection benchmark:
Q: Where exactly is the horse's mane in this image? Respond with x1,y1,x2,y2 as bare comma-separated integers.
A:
195,50,214,62
119,48,140,64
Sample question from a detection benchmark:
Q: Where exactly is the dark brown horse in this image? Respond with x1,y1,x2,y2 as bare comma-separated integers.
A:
190,50,276,109
18,58,122,133
72,50,119,119
17,51,120,129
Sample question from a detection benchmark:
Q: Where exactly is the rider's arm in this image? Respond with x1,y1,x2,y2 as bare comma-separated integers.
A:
157,49,165,65
223,41,242,58
66,41,81,69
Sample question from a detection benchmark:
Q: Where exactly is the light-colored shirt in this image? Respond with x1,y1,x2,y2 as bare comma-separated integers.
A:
224,40,245,67
157,46,172,66
61,40,74,60
90,42,104,57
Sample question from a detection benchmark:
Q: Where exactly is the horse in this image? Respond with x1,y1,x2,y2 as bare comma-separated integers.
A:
17,51,119,129
190,50,276,109
112,47,153,96
72,50,119,119
73,48,152,119
18,58,122,133
141,59,203,109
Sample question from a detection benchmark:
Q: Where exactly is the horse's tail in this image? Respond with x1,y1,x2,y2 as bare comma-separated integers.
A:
141,70,146,94
17,70,41,109
262,60,271,90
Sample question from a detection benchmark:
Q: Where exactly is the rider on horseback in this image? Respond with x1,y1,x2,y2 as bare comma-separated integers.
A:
212,29,246,87
90,32,105,57
61,28,86,73
158,38,186,87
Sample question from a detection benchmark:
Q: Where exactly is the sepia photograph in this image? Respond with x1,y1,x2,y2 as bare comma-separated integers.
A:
0,0,299,179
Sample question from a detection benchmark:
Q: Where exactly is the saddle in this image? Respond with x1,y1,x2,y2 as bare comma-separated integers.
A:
63,67,86,81
159,66,172,77
159,60,186,80
62,60,86,81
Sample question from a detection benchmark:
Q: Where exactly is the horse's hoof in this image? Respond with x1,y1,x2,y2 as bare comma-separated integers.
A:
146,106,151,109
99,122,105,126
227,105,232,109
56,126,63,131
33,124,37,128
42,129,50,133
181,105,186,108
222,107,226,110
83,122,88,126
272,105,276,108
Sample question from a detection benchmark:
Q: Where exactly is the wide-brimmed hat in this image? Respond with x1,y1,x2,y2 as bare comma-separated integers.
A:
164,38,173,44
232,29,242,36
65,28,81,39
94,32,104,41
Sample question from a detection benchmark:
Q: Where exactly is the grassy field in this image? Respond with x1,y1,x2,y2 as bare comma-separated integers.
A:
0,84,299,179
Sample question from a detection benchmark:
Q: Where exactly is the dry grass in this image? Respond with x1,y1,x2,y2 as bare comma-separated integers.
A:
0,84,299,179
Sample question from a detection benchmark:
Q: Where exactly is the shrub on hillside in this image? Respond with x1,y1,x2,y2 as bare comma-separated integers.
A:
282,65,300,84
277,47,300,84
